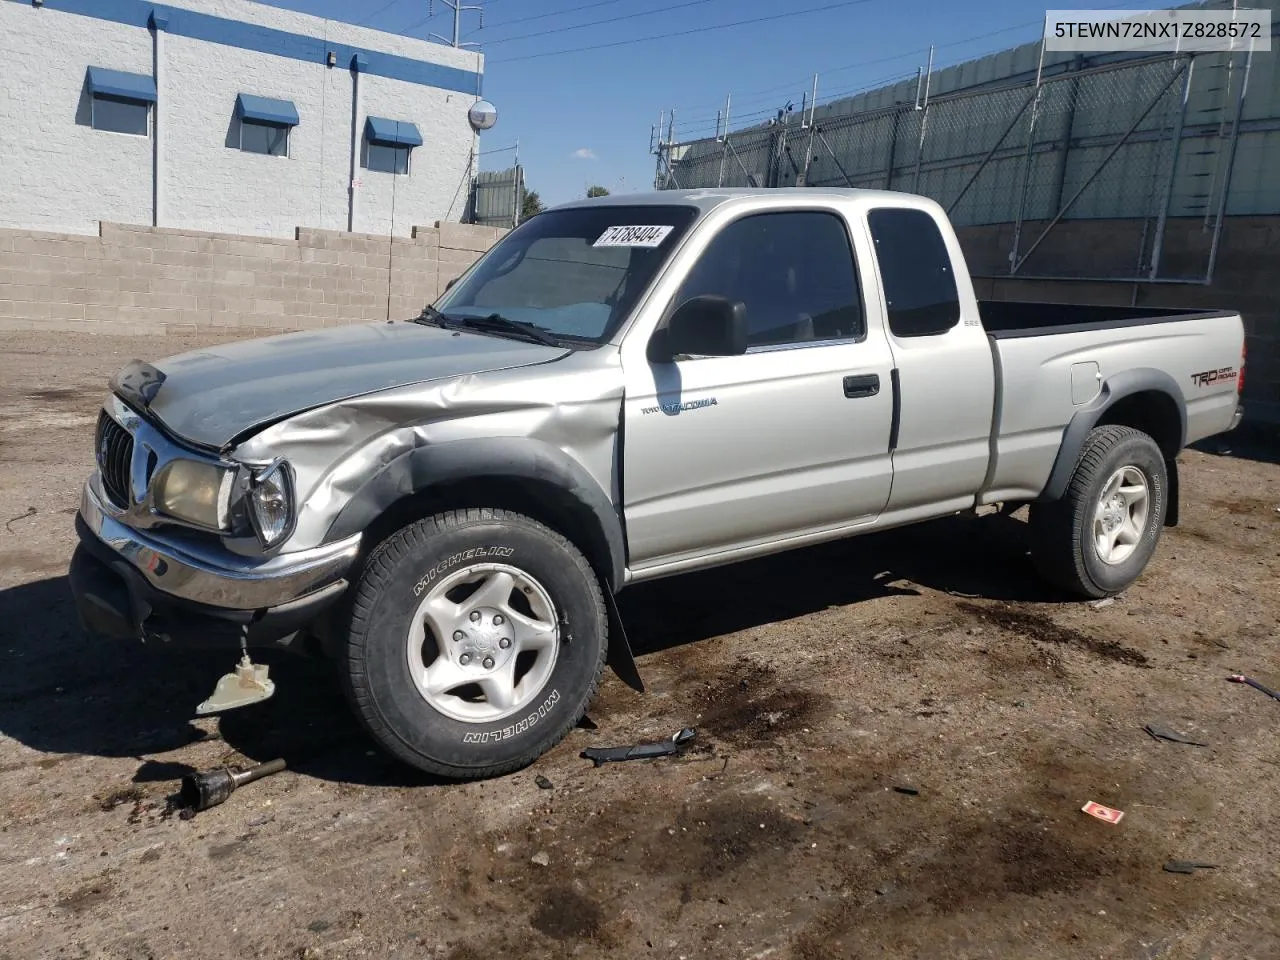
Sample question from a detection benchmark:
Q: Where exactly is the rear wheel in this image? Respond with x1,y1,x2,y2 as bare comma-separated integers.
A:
1029,425,1168,599
341,508,608,779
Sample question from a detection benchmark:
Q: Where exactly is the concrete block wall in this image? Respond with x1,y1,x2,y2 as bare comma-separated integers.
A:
0,221,506,336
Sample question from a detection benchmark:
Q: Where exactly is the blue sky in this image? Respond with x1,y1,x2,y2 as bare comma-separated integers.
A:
257,0,1123,205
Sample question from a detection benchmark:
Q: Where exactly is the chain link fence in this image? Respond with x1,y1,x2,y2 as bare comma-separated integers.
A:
657,50,1259,283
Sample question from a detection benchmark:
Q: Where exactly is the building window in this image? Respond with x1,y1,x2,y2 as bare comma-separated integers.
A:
241,121,289,156
363,116,422,176
366,143,411,175
92,95,150,136
235,94,299,157
87,67,156,137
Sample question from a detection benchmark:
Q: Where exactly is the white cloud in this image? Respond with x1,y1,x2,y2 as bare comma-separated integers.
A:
571,148,597,160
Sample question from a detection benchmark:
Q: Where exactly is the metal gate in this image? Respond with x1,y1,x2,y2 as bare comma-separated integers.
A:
470,166,523,230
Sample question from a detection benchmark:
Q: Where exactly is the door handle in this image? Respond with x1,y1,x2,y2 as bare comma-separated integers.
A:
843,374,880,399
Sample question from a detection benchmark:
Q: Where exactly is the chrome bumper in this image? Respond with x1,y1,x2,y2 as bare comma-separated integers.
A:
79,477,361,610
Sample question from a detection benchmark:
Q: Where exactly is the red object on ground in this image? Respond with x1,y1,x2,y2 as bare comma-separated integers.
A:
1081,801,1125,824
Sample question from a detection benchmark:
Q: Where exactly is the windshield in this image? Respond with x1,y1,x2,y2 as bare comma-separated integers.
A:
433,204,700,343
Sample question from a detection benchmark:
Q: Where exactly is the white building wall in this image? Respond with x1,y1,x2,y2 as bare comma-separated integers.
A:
162,34,329,236
353,73,478,237
320,64,356,234
0,0,484,238
0,3,154,234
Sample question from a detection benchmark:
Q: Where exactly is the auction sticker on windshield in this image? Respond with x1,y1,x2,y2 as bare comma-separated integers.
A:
594,225,674,248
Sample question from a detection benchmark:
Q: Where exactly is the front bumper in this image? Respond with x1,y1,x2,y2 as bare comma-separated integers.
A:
71,478,360,648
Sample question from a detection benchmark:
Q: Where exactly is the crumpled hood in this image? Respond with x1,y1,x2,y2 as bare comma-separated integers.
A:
133,322,568,449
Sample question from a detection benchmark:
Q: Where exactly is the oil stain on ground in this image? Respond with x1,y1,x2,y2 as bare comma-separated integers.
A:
686,656,830,747
955,601,1149,667
56,877,115,913
529,886,605,941
678,796,807,881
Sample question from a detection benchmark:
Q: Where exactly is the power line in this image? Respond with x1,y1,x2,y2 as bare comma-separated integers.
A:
399,0,521,35
672,24,1038,122
489,0,877,65
358,0,407,26
665,0,1167,121
469,0,626,32
669,69,919,139
482,0,720,46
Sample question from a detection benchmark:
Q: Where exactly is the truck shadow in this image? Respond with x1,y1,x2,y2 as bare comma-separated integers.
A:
0,513,1052,786
1191,421,1279,466
0,575,402,787
619,511,1050,657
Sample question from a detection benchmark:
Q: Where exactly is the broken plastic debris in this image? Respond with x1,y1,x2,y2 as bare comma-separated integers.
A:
1227,674,1280,703
1163,860,1217,874
580,727,696,767
196,654,275,715
893,785,920,796
1143,724,1208,747
1081,801,1124,824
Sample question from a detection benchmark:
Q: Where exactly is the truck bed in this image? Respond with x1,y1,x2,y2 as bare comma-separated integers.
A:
975,300,1244,508
977,300,1236,338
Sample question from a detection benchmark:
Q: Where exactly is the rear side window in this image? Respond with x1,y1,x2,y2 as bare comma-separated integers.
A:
867,208,960,338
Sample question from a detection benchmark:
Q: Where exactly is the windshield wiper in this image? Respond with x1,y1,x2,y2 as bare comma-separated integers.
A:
445,313,564,348
410,304,450,327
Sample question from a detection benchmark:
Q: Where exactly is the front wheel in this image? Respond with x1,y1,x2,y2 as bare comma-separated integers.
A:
340,508,608,779
1029,425,1168,599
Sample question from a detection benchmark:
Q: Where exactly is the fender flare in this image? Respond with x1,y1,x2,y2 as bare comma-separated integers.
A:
324,436,644,692
1040,367,1187,503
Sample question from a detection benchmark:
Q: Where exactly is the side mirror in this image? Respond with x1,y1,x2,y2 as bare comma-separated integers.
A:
649,295,747,362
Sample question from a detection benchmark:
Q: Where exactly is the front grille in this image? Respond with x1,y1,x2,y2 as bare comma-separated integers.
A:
95,411,134,508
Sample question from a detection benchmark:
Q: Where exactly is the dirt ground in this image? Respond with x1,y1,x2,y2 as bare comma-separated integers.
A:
1,331,1278,960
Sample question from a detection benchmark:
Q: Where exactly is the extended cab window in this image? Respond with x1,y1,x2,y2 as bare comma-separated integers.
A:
867,208,960,337
672,211,864,348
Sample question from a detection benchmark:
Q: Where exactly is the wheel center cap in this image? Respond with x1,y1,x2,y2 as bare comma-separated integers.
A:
455,607,516,671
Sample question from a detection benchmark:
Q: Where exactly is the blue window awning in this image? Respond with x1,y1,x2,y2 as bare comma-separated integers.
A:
87,66,157,103
236,93,300,127
365,116,423,148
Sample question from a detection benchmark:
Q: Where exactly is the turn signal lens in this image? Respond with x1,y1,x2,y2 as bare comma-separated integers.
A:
249,461,294,547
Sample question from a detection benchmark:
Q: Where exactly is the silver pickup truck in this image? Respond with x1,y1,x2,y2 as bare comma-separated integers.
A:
70,188,1246,779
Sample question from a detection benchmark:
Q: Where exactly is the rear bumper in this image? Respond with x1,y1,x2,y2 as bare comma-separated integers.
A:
1230,403,1244,432
71,479,359,648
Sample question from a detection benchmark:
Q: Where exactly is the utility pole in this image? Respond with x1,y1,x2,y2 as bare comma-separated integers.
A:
429,0,483,48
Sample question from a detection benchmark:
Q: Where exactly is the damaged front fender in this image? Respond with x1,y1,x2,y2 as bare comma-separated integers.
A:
228,352,644,689
323,435,627,590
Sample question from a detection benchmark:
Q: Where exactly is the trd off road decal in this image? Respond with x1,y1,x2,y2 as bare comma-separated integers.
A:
462,690,561,744
1190,366,1237,387
412,546,516,597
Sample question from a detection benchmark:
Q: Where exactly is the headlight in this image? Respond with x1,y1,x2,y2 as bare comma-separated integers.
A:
248,460,294,547
153,460,233,529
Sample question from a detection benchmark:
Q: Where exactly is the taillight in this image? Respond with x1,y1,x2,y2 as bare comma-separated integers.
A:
1239,338,1247,395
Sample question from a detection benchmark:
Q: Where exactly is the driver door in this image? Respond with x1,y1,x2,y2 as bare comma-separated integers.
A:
620,208,896,573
